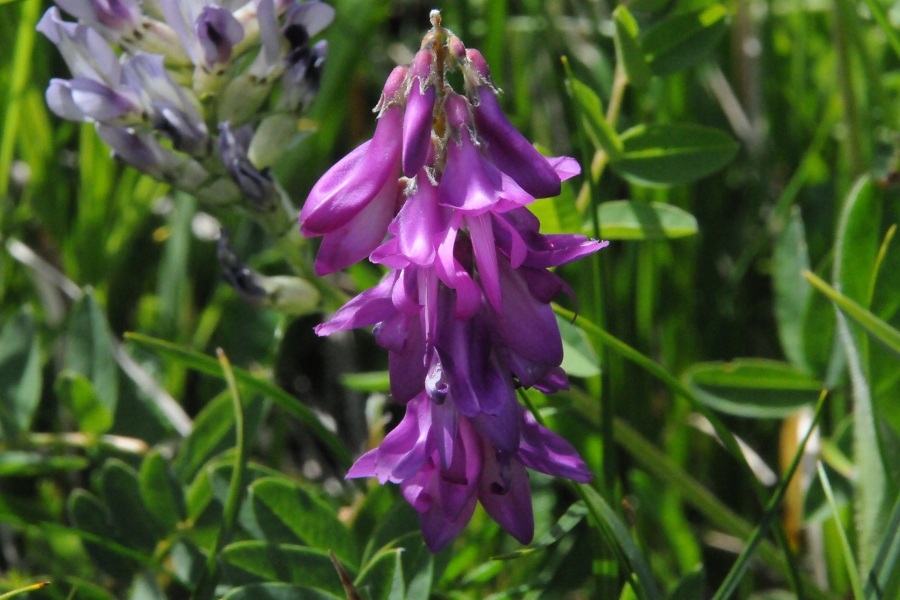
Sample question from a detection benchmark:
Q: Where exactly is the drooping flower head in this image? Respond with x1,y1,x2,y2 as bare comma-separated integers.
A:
302,10,608,552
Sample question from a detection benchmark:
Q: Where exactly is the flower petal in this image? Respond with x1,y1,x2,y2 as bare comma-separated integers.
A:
479,449,534,545
518,411,593,483
314,271,398,336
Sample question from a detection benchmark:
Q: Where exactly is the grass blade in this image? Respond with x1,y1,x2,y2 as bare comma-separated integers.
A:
818,461,864,600
125,333,351,468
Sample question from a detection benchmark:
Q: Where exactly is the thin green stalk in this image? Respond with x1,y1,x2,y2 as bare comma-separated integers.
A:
192,349,248,600
859,0,900,62
832,0,863,176
0,582,50,600
0,0,41,209
711,391,827,600
818,461,865,600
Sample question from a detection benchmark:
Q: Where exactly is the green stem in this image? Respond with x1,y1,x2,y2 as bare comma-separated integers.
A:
192,349,248,600
832,0,863,176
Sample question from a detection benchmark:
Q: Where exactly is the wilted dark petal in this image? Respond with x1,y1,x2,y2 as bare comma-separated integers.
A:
217,227,268,304
374,394,433,483
518,410,593,483
300,105,403,235
472,84,562,200
196,4,244,66
314,271,398,336
279,40,327,112
479,447,534,545
314,174,399,275
219,122,276,207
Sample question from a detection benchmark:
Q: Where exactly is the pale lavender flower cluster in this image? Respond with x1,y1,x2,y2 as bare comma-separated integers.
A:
301,13,608,551
39,0,333,216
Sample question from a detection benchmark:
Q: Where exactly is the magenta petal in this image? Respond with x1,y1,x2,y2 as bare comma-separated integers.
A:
374,395,433,483
394,176,443,265
391,268,420,315
402,84,435,177
439,132,504,214
491,213,527,268
518,411,593,483
314,272,398,336
533,366,569,393
453,271,482,320
300,107,402,235
419,486,477,552
479,450,534,545
346,449,377,478
473,87,561,199
547,156,581,181
314,173,399,275
468,213,502,313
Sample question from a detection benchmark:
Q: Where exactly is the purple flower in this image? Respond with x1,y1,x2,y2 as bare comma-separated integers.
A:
347,393,591,552
302,10,604,550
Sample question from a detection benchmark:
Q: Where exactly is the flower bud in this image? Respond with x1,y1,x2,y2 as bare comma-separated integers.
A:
402,49,436,177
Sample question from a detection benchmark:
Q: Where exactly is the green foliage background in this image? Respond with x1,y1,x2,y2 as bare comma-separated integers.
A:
1,0,900,598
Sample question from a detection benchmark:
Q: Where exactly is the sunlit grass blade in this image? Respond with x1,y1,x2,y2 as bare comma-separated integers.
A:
804,271,900,358
858,0,900,62
711,391,827,600
864,493,900,599
817,461,864,600
192,349,249,600
125,332,351,468
492,501,589,560
0,582,50,600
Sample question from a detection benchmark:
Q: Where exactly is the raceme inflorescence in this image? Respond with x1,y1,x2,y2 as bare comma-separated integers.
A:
301,11,609,552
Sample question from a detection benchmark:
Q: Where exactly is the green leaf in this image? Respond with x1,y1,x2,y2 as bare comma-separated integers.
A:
220,583,340,600
558,317,601,377
493,501,589,559
355,548,404,600
578,485,662,600
613,7,652,88
684,359,821,418
126,333,351,469
55,371,113,435
669,567,705,600
67,490,138,580
100,459,164,553
0,307,41,439
831,176,893,572
249,478,360,567
221,542,349,596
817,462,865,600
864,492,900,600
805,272,900,359
773,207,812,371
174,391,240,482
595,201,698,240
642,5,729,76
568,77,623,158
0,451,88,477
67,292,119,423
139,450,186,532
341,371,391,393
611,124,738,186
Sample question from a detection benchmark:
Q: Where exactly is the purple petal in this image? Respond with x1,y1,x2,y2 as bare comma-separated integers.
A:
547,156,581,181
392,175,444,265
314,174,399,275
374,395,433,483
196,4,245,66
346,449,377,478
470,389,521,455
431,396,458,472
55,0,141,31
496,208,608,269
518,411,593,483
300,105,403,235
38,8,122,84
472,84,562,199
284,0,336,38
467,213,502,313
387,316,427,404
533,367,569,393
158,0,198,63
46,80,86,121
314,272,398,336
479,449,534,545
418,484,477,552
390,267,420,315
439,127,504,213
402,50,435,177
491,259,563,387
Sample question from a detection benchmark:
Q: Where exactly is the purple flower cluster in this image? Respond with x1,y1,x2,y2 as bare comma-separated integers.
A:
300,12,607,551
39,0,333,213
